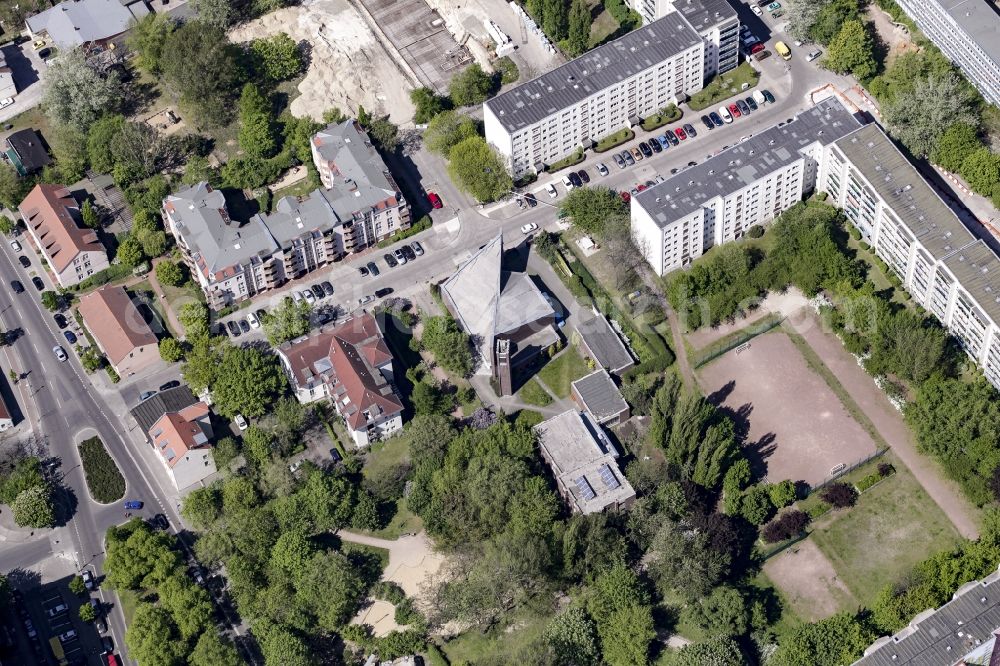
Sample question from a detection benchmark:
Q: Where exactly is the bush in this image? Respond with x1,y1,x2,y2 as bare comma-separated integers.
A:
372,581,406,605
820,482,857,508
78,437,126,503
807,500,832,519
877,462,894,477
767,480,797,508
748,225,765,238
855,472,884,493
495,56,519,84
761,510,810,543
376,216,432,249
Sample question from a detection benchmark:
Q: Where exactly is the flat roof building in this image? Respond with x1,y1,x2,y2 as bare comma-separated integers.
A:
571,369,630,426
484,13,704,176
631,0,740,79
534,410,635,514
894,0,1000,106
575,313,635,375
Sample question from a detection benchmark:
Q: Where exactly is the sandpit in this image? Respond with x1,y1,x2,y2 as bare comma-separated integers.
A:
229,0,416,124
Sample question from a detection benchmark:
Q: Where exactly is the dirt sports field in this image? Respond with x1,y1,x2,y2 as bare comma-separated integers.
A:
762,539,859,622
697,330,879,487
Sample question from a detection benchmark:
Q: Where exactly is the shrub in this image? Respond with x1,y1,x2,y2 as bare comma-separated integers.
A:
78,437,126,503
856,472,884,493
761,510,810,543
878,462,894,477
495,56,519,84
372,581,406,605
767,480,797,508
820,482,857,508
748,225,765,238
807,500,832,520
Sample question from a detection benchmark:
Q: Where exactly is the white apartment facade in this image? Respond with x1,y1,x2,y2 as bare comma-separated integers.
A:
631,0,740,79
894,0,1000,107
484,13,704,177
632,98,860,275
821,123,1000,389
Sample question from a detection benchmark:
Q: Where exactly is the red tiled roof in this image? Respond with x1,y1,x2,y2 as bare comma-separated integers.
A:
77,285,157,365
19,184,105,273
149,402,210,469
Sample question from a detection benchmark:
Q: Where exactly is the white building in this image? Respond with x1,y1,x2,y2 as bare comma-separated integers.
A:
631,98,861,275
484,13,704,177
822,123,1000,389
893,0,1000,107
631,0,740,79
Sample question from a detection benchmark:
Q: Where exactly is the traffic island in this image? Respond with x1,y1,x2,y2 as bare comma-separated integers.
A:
78,437,126,504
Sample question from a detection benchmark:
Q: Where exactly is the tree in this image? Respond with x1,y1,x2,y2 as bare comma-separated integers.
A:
159,574,214,640
183,155,218,186
182,335,225,392
768,479,797,508
249,33,303,82
128,12,175,75
543,0,570,42
262,297,312,345
79,603,97,622
125,603,186,666
0,163,31,210
786,0,824,42
155,261,186,287
675,637,745,666
824,20,877,81
648,521,729,599
238,84,278,159
411,379,452,416
410,87,448,124
40,291,60,312
449,64,494,106
181,485,222,529
367,117,400,152
560,187,627,236
296,550,367,630
960,148,1000,197
821,482,857,508
116,234,145,268
424,110,479,155
11,485,56,528
79,199,100,230
447,136,512,203
351,489,383,531
43,48,122,132
266,395,312,455
159,338,185,363
177,302,210,339
259,624,312,666
931,122,981,173
761,509,810,543
421,316,473,375
68,575,87,596
161,21,244,128
104,523,182,590
566,0,591,56
588,562,654,666
543,607,600,665
682,586,749,637
739,485,775,525
211,345,288,418
882,72,978,157
49,124,89,182
771,612,875,666
189,631,242,666
132,209,168,258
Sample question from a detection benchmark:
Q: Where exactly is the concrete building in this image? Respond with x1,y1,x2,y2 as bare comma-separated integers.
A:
130,386,216,491
821,122,1000,390
631,97,861,275
77,285,159,378
440,233,559,395
310,120,411,250
571,369,630,426
631,0,740,79
26,0,149,49
893,0,1000,107
276,313,404,447
853,565,1000,665
534,410,636,514
162,183,345,309
18,184,109,288
484,14,704,177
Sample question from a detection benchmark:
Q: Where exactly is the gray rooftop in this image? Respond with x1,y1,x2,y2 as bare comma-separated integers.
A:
534,410,636,514
835,124,977,261
130,385,198,435
266,191,340,247
576,313,634,374
943,240,1000,326
572,369,628,423
634,97,860,227
853,567,1000,666
939,0,1000,66
485,13,701,133
26,0,135,47
311,120,404,221
673,0,738,33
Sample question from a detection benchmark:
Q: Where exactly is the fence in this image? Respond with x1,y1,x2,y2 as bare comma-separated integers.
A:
806,447,889,494
690,313,784,368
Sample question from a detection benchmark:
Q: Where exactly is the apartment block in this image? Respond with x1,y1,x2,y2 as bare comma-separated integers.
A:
632,97,860,275
310,120,411,249
632,0,740,79
484,14,704,177
893,0,1000,106
822,123,1000,389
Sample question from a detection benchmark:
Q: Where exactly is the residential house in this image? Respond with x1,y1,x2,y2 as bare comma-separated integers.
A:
276,312,404,447
18,184,109,288
26,0,148,49
4,129,51,176
77,285,159,377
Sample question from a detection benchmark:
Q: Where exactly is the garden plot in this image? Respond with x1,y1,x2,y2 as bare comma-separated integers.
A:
228,0,415,123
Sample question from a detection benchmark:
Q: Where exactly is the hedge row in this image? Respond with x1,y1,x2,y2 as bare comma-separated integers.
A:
78,437,126,504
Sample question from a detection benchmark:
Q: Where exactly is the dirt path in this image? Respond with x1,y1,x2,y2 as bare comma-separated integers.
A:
637,265,695,387
793,313,980,539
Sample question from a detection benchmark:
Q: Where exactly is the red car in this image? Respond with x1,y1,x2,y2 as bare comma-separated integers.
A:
427,192,443,209
750,42,765,54
636,184,648,192
620,191,631,202
674,127,687,140
729,103,742,118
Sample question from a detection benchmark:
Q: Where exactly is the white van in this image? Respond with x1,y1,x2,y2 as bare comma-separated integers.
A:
718,106,734,123
752,90,766,106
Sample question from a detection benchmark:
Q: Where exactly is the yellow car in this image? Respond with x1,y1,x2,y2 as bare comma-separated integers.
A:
32,39,45,49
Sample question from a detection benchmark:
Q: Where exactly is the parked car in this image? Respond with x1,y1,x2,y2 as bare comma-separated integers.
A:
384,252,398,268
53,345,67,362
524,192,537,207
310,284,325,300
9,240,20,252
190,567,205,586
736,99,751,116
683,123,697,138
54,313,67,328
358,294,376,306
674,127,687,141
82,570,95,590
364,261,379,277
31,276,43,291
301,289,316,305
596,162,609,176
393,248,408,265
666,132,679,146
807,49,822,62
762,89,776,104
359,265,369,277
58,631,77,643
227,320,241,337
321,281,335,296
638,141,652,157
577,169,590,183
159,380,180,391
718,106,733,124
10,280,23,294
656,135,671,150
292,291,303,304
234,414,248,431
622,150,635,166
151,513,169,530
64,331,77,345
771,9,784,18
701,115,714,130
520,223,539,234
751,4,761,14
427,192,443,209
246,312,260,329
330,448,343,463
750,42,765,55
754,49,771,61
630,147,644,161
745,97,758,111
728,103,742,118
648,138,662,153
545,182,558,198
561,174,575,190
375,287,394,298
619,191,631,202
124,500,143,510
767,1,780,9
400,245,416,262
47,604,68,618
18,255,30,268
753,90,767,106
238,319,250,333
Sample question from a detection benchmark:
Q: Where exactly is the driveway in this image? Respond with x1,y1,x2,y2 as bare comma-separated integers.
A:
0,40,48,124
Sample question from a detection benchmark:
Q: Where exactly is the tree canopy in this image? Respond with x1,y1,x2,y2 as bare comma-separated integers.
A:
161,21,244,128
43,49,122,132
447,136,513,203
210,345,288,418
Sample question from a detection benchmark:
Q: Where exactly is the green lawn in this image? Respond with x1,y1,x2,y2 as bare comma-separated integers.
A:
641,105,682,131
536,347,591,398
594,128,635,152
688,63,760,111
117,588,141,627
441,606,552,663
518,378,554,407
77,437,126,504
548,148,585,172
588,0,620,47
363,432,410,482
809,457,962,607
